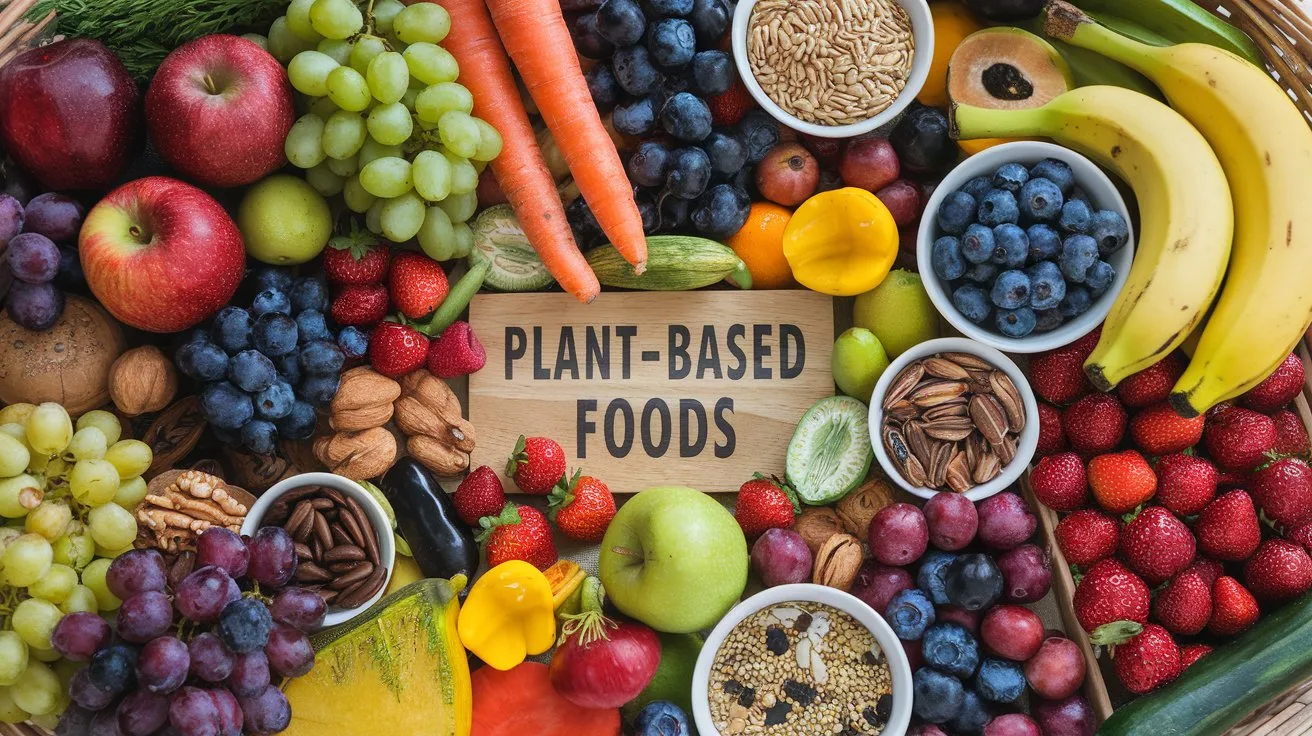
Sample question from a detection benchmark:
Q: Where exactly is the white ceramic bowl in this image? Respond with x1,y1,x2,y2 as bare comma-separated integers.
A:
917,141,1134,353
869,337,1039,501
692,584,913,736
731,0,933,138
241,472,395,628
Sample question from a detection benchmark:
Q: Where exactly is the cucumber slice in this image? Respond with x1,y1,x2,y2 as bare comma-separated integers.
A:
469,204,555,292
786,396,874,505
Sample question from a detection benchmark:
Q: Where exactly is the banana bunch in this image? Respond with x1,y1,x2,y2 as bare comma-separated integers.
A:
1045,1,1312,417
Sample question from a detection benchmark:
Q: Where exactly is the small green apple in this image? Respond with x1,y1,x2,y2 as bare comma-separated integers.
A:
832,327,890,402
238,174,332,265
599,487,747,634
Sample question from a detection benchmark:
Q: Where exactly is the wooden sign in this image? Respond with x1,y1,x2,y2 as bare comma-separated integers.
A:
467,291,835,493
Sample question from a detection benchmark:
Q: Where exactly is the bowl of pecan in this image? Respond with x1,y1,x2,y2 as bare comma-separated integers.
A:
241,472,395,627
869,338,1038,501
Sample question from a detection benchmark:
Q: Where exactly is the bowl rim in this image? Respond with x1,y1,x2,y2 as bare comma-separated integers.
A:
868,337,1040,501
240,471,396,628
915,140,1135,353
730,0,934,138
690,583,914,736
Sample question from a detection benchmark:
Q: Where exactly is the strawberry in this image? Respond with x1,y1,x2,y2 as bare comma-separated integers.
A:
1184,557,1224,586
1241,353,1305,413
1054,509,1119,566
1180,644,1212,670
1114,623,1181,695
1152,570,1211,635
1072,558,1150,635
1208,576,1259,635
331,283,389,326
1129,403,1204,456
1029,452,1088,512
1272,409,1311,455
1244,538,1312,602
1154,453,1217,516
1063,394,1127,455
1036,402,1067,457
322,233,390,285
1194,490,1261,561
1117,354,1185,409
1290,523,1312,554
506,435,567,494
1028,329,1099,405
1087,450,1156,513
548,471,616,542
1252,457,1312,531
367,322,429,378
452,465,507,526
1204,406,1278,472
706,80,755,127
733,476,799,539
478,503,558,570
1120,506,1196,585
388,251,449,319
426,321,486,378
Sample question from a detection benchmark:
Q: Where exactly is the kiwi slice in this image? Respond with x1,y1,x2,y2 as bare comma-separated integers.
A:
469,205,555,292
786,396,874,505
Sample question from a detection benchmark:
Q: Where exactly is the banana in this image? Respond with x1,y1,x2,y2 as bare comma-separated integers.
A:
1069,0,1264,66
1047,2,1312,416
1017,17,1163,100
951,86,1233,388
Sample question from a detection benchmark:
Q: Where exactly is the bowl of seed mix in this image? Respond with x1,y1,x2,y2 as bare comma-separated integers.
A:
732,0,934,138
692,584,912,736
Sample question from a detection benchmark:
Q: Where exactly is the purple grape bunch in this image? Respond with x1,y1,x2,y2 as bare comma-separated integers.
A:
51,527,325,736
1,191,85,331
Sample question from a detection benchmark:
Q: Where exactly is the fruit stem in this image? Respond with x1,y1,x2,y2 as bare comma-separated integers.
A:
1045,1,1158,73
608,546,643,560
559,609,616,647
950,102,1045,142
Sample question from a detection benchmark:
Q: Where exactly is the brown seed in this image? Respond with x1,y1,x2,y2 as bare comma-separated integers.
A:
943,352,996,371
320,487,348,507
330,561,376,590
885,399,918,421
989,371,1026,432
923,400,969,421
324,545,367,563
339,510,367,549
883,427,912,465
344,496,380,564
310,536,324,562
286,502,314,539
905,422,931,467
329,560,366,574
969,395,1009,445
883,363,925,408
330,525,353,548
973,452,1001,484
310,498,334,511
910,380,969,407
928,441,953,488
313,512,334,552
902,454,928,487
922,416,974,442
294,543,313,561
336,565,388,609
317,588,339,605
945,451,973,494
294,562,333,583
997,435,1018,465
922,357,971,381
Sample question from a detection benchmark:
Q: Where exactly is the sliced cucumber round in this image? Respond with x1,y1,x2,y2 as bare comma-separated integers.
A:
786,395,874,505
469,204,555,292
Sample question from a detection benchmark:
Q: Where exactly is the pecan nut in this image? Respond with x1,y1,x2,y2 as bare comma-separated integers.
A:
812,533,864,591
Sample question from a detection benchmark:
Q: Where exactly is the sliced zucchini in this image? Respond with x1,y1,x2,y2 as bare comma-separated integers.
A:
786,396,874,505
469,204,555,292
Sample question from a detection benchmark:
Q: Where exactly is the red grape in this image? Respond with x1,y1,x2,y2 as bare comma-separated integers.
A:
116,591,174,644
117,689,170,736
984,713,1042,736
225,651,270,698
1024,636,1086,700
197,528,250,579
981,604,1044,661
246,527,298,589
998,544,1053,603
239,685,291,735
189,631,235,683
270,587,326,633
867,503,928,565
976,493,1038,550
106,549,168,600
924,493,979,551
1031,694,1096,736
0,193,22,243
137,636,190,694
175,566,240,624
168,686,222,736
850,562,914,615
90,707,122,736
69,668,115,710
52,611,112,661
7,280,63,330
22,192,84,243
750,529,812,588
209,687,243,736
6,232,58,283
264,624,315,678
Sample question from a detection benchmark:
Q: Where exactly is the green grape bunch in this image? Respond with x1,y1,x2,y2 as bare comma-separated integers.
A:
265,0,502,262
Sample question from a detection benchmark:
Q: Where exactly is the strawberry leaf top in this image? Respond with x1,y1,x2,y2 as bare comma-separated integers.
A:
751,472,801,513
1089,620,1144,647
505,434,528,477
547,469,583,520
328,221,382,261
476,503,522,545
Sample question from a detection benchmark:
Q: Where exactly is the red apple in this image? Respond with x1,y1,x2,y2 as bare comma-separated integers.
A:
80,177,244,333
839,137,900,193
0,39,138,191
755,143,819,207
146,35,294,188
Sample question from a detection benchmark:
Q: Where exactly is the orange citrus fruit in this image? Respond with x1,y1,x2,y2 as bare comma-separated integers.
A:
727,203,797,289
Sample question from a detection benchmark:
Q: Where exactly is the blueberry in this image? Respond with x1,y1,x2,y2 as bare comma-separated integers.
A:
566,196,607,250
275,352,301,386
691,184,750,239
571,12,615,59
295,310,330,343
687,0,730,47
660,92,712,142
936,192,977,236
1035,308,1063,333
977,189,1019,227
612,46,662,97
299,339,346,375
289,277,328,314
252,313,298,357
960,223,993,264
595,0,646,46
251,288,291,317
922,622,980,679
931,236,966,281
1058,199,1093,234
337,326,369,360
176,339,230,382
229,350,277,393
1060,286,1093,318
912,668,965,724
991,163,1029,193
990,224,1028,267
1086,260,1116,297
1069,187,1091,205
88,644,138,694
1026,224,1061,264
917,551,958,606
585,65,620,114
240,420,278,456
890,106,956,174
958,177,993,202
666,147,712,200
948,690,991,733
703,130,747,175
974,657,1026,703
952,285,992,324
990,269,1030,309
219,599,274,655
944,553,1003,611
299,373,341,407
647,18,696,67
1059,234,1099,282
690,50,733,96
637,191,661,233
737,110,780,165
275,401,317,440
1090,209,1129,256
643,0,693,16
612,95,659,136
254,380,295,420
885,589,936,640
1026,261,1067,311
1030,158,1075,195
252,267,292,293
634,701,691,736
963,262,997,285
996,307,1038,338
200,382,255,431
1019,176,1063,223
628,141,671,187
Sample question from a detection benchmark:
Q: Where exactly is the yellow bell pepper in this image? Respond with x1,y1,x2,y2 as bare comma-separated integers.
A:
457,560,556,671
782,188,899,296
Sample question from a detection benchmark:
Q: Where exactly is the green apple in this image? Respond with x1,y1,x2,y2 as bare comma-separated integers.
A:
238,174,332,265
853,269,938,357
599,487,747,634
622,632,703,718
832,327,890,402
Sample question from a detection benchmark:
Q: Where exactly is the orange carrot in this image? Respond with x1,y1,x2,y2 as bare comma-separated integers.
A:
429,0,600,303
485,0,648,274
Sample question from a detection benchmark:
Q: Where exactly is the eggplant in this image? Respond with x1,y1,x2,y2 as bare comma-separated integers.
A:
380,458,480,583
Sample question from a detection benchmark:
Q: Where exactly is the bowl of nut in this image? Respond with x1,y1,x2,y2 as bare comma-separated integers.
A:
869,337,1039,502
691,583,912,736
241,472,395,628
731,0,934,138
